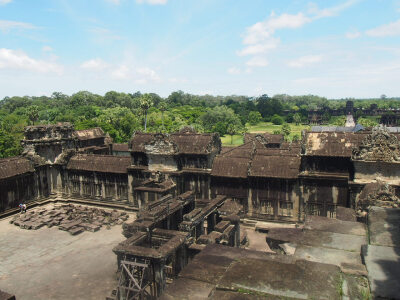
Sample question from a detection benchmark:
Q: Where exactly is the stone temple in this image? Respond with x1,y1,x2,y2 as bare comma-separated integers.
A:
1,123,400,299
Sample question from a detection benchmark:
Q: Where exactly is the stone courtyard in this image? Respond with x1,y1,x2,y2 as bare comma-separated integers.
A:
0,204,135,300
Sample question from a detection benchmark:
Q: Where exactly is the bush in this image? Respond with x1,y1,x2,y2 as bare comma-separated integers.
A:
271,114,284,125
248,111,262,125
281,123,291,137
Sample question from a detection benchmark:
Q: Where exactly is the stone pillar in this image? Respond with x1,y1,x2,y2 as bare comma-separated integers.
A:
248,187,253,216
101,180,105,200
127,173,134,205
207,212,216,233
114,178,118,201
153,259,166,297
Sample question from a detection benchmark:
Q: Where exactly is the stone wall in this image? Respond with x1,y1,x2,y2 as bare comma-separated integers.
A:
354,161,400,184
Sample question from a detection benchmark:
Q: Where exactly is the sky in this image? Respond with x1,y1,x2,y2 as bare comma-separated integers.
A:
0,0,400,99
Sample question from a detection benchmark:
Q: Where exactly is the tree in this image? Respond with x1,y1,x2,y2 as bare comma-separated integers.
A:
271,114,284,125
292,134,300,142
199,106,242,135
248,111,262,125
226,122,244,144
0,129,22,158
158,101,168,131
293,113,302,126
27,105,39,125
281,123,291,138
139,94,154,132
357,117,378,127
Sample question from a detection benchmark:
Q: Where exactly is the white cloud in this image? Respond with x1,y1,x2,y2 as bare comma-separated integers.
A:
136,67,160,82
136,0,167,4
0,0,13,5
287,55,323,68
42,45,53,52
346,31,361,39
168,77,188,83
243,12,310,45
111,65,130,79
237,0,359,69
227,67,241,75
309,0,360,19
80,58,109,70
0,20,36,33
366,19,400,37
0,48,63,74
88,27,122,41
237,38,279,56
246,57,269,67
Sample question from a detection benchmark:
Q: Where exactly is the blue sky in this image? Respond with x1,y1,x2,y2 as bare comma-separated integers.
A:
0,0,400,99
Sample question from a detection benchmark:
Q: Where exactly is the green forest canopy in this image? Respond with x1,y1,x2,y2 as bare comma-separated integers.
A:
0,90,399,158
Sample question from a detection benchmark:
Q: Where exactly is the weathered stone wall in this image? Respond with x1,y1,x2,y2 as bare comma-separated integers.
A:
177,173,210,199
148,155,178,172
300,178,348,218
0,174,36,212
248,178,301,222
354,161,400,183
64,170,129,202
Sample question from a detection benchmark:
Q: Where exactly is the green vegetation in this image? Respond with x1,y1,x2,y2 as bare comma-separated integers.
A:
0,90,399,157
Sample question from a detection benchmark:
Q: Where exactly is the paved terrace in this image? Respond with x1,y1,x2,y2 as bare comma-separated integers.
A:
0,204,134,300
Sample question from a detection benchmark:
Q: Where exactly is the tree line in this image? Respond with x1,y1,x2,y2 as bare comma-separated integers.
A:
0,90,399,158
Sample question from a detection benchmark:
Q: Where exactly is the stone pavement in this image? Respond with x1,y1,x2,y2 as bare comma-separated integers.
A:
364,207,400,299
0,205,134,300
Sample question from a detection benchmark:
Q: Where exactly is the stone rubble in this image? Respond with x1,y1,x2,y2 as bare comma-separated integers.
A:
10,204,129,235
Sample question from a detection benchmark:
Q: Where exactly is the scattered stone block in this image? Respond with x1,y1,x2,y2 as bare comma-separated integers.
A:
279,242,296,255
68,226,84,235
340,262,368,276
59,220,82,231
30,222,46,230
13,204,128,233
80,223,100,232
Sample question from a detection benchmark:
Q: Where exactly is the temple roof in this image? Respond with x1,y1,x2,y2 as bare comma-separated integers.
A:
211,140,301,179
244,133,284,145
112,143,129,152
130,132,155,152
302,132,366,157
211,156,250,178
0,157,34,179
249,155,300,179
73,128,105,140
130,131,220,155
67,154,131,174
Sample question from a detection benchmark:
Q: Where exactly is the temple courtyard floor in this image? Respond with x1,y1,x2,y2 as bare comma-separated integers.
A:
0,204,134,300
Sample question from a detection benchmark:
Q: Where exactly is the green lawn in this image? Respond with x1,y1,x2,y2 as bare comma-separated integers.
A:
221,122,310,147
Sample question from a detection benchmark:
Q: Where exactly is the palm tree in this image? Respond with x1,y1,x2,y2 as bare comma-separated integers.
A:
139,94,153,132
159,101,167,132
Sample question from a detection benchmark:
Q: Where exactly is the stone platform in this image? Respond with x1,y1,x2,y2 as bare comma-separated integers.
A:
10,203,129,235
160,244,343,299
0,206,135,300
364,207,400,299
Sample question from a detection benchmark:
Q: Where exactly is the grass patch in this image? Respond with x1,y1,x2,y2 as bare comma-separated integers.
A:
221,134,243,146
247,122,310,137
220,122,310,147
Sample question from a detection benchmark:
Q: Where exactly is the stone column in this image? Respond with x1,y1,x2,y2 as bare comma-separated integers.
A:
127,173,134,205
153,259,166,297
207,212,216,233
